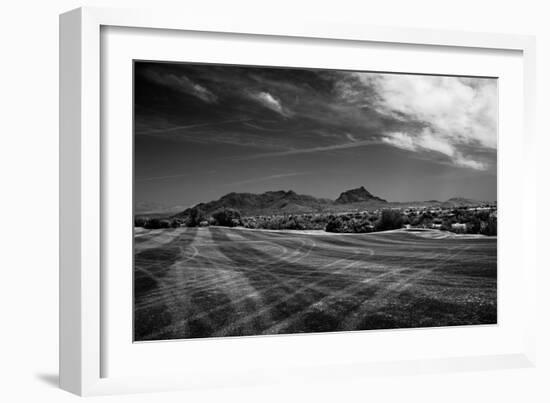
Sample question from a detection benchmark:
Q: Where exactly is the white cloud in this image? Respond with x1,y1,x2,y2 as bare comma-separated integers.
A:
417,129,454,157
358,73,497,150
382,129,486,170
248,91,291,117
454,154,486,170
343,73,497,170
382,132,417,151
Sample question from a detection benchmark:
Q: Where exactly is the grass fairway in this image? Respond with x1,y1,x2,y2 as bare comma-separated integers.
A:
134,227,496,341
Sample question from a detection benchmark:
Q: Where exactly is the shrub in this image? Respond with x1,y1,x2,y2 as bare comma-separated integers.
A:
480,216,497,236
465,217,481,234
212,208,241,227
412,213,433,228
325,216,345,233
186,207,206,227
348,219,374,233
170,219,181,228
440,219,453,232
134,217,147,228
374,209,404,231
325,215,373,233
241,214,325,230
143,218,170,229
281,216,304,230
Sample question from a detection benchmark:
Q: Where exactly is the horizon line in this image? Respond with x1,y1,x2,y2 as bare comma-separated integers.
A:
135,187,496,214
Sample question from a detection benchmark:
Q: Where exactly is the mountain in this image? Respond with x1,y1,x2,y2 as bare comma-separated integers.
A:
335,186,387,204
440,197,488,208
173,190,334,218
135,201,189,215
171,187,489,219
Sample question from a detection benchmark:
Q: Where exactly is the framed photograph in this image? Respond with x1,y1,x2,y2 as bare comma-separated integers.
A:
60,7,537,396
132,61,500,341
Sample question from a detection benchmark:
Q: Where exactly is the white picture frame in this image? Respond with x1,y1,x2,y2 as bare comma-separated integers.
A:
59,6,537,396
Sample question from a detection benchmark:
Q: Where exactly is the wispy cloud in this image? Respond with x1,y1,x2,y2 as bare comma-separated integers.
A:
135,173,192,182
247,91,292,117
224,171,310,186
417,129,455,157
346,133,358,142
454,154,486,170
135,119,253,136
143,70,218,103
237,139,378,160
382,130,486,170
136,170,217,182
381,131,417,151
243,121,286,132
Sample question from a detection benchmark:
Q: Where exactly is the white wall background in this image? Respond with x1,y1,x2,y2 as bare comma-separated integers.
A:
0,0,547,401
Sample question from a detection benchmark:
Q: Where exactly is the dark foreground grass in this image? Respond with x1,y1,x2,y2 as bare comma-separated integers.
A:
133,227,496,341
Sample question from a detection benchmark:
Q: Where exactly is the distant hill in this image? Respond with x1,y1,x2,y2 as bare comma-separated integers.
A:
390,197,488,209
440,197,489,208
170,187,489,219
172,190,333,218
135,201,189,216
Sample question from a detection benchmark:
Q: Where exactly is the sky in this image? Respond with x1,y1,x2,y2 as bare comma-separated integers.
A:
134,61,497,212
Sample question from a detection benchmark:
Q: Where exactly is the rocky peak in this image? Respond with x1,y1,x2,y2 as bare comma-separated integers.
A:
335,186,386,204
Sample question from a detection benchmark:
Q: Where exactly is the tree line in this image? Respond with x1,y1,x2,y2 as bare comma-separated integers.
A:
135,206,496,236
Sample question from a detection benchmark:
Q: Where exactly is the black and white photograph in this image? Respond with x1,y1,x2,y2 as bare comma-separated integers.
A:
133,61,497,341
